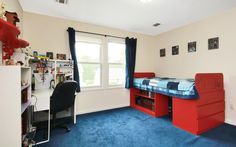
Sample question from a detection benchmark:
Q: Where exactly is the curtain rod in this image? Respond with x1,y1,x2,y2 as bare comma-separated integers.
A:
75,30,126,39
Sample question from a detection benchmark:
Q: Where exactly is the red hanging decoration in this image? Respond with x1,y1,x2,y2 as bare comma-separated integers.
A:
0,19,29,60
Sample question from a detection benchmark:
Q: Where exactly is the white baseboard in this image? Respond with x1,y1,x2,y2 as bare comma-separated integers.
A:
76,104,129,115
35,104,130,121
225,119,236,126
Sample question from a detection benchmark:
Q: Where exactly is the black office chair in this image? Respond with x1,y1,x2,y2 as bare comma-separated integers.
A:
50,80,77,132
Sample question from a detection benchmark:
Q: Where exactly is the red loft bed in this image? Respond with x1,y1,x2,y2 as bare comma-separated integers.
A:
130,72,225,135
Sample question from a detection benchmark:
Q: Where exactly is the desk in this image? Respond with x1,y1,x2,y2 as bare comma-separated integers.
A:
32,89,51,145
31,89,77,145
32,89,52,111
32,89,77,123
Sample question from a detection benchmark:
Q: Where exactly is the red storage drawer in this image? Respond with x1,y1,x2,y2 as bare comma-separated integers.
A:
197,112,225,134
173,98,225,135
196,90,224,106
197,101,225,119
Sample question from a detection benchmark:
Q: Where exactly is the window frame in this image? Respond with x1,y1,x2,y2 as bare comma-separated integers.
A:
75,34,126,90
75,38,103,89
107,39,126,88
77,62,102,89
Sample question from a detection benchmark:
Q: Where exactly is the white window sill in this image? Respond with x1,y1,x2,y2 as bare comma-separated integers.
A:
78,86,126,92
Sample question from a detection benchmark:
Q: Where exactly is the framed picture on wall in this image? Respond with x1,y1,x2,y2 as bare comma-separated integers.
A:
46,52,54,59
160,48,166,57
33,51,38,57
188,41,197,53
172,45,179,55
208,37,219,50
56,54,66,60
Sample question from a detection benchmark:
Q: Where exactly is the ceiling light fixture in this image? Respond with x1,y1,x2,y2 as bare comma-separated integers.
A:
153,23,161,27
139,0,152,3
56,0,68,4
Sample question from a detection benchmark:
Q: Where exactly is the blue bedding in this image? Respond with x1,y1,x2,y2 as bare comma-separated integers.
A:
133,77,199,99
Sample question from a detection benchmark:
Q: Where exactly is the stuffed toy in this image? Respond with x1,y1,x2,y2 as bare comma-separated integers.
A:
0,3,6,21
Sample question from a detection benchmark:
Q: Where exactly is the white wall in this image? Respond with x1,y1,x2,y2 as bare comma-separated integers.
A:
76,88,130,114
154,7,236,125
22,12,157,114
0,0,23,31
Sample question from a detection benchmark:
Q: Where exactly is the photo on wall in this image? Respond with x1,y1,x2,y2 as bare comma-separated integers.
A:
172,45,179,55
188,41,197,53
160,48,166,57
208,37,219,50
56,54,66,60
33,51,38,57
46,52,54,59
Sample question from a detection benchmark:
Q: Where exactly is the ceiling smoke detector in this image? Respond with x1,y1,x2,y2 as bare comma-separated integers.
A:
153,23,161,27
56,0,68,4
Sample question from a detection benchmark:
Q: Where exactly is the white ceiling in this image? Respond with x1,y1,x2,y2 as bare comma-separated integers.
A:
19,0,236,36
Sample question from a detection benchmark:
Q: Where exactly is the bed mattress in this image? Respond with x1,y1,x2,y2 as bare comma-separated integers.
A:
133,77,199,99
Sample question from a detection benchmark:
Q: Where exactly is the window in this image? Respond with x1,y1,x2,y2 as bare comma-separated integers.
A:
76,34,126,89
75,36,102,88
108,42,125,86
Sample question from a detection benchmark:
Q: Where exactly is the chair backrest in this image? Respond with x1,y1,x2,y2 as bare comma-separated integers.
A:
50,80,77,113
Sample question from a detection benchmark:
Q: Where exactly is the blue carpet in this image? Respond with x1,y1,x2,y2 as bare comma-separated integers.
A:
36,107,236,147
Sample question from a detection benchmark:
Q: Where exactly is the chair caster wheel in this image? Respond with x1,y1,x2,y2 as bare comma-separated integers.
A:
66,128,71,132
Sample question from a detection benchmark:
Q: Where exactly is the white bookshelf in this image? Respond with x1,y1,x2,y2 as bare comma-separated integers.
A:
31,59,74,112
0,66,32,147
48,59,74,85
21,99,32,114
30,59,75,144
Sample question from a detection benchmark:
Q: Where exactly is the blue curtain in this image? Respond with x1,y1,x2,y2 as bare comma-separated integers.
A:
125,37,137,89
67,27,81,92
